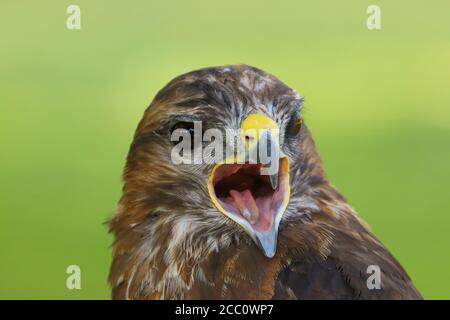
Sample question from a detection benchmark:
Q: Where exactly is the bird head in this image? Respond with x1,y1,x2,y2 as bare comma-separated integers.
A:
115,65,319,259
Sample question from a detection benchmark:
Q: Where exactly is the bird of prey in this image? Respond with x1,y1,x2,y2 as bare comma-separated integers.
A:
108,64,421,299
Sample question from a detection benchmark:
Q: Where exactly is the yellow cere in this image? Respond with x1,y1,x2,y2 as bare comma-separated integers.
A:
240,114,280,152
240,114,279,132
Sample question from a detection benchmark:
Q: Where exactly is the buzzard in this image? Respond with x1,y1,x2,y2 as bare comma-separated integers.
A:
108,64,421,299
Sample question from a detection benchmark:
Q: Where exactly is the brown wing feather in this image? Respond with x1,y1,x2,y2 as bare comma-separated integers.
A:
273,257,355,299
273,208,422,300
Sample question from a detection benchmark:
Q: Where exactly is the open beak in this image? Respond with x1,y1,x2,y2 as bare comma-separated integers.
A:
207,114,291,258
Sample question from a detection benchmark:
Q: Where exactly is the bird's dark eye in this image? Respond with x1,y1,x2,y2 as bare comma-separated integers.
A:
170,121,196,146
171,121,195,135
286,112,302,137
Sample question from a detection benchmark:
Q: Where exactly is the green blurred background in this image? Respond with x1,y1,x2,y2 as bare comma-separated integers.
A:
1,0,449,299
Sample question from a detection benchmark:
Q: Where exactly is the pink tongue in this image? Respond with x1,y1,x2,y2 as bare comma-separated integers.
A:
229,189,259,224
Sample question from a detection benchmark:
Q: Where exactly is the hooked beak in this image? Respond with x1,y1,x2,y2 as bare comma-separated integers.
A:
207,114,291,258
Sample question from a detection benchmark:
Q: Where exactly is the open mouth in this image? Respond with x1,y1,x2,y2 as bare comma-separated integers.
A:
208,158,290,234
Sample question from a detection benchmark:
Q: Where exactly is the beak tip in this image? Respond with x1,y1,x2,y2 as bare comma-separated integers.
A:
263,248,276,258
269,174,278,190
255,227,279,259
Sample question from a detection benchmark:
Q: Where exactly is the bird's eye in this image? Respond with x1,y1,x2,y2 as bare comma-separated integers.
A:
171,121,195,135
170,121,196,146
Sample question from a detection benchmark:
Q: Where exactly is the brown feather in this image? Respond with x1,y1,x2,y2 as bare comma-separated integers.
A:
108,64,421,300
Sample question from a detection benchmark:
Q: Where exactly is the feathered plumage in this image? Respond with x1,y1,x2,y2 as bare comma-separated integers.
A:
108,64,421,299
